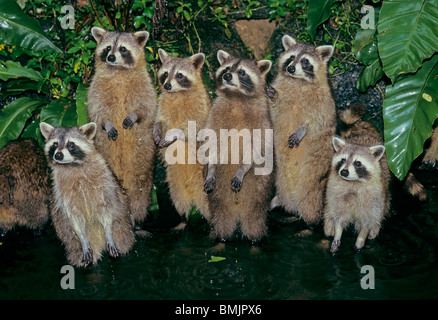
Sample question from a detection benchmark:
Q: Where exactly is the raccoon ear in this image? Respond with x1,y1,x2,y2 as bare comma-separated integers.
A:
39,122,55,141
282,35,297,50
191,53,205,70
369,145,385,161
91,27,106,45
217,50,231,65
257,60,272,76
133,31,149,47
316,45,334,62
332,136,346,152
158,49,170,63
79,122,97,141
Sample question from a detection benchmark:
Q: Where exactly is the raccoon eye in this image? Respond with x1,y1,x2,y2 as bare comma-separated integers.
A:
340,158,346,164
67,141,76,151
120,46,127,53
238,69,246,76
354,160,362,168
106,46,111,51
301,58,309,66
52,142,58,148
176,72,183,79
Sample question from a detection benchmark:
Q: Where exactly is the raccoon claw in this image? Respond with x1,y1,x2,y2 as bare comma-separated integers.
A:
288,134,300,148
159,137,176,148
107,243,119,258
82,247,93,265
153,123,162,145
231,176,242,192
330,240,341,254
204,177,216,193
107,127,118,141
265,85,276,99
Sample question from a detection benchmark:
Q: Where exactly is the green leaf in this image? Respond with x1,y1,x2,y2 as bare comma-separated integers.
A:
183,10,191,21
377,0,438,83
75,83,89,126
307,0,337,39
0,97,48,149
0,60,42,81
383,54,438,180
40,98,78,127
208,256,226,263
357,58,384,92
0,0,61,53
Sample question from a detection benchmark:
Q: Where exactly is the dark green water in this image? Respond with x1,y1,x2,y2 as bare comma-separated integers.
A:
1,186,437,300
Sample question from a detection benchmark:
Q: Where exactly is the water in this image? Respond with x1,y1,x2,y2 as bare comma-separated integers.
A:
1,186,437,300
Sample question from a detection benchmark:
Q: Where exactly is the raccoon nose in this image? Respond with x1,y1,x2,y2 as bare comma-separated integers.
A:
223,73,232,81
287,65,296,74
107,54,116,63
164,82,172,91
55,152,64,161
340,169,349,177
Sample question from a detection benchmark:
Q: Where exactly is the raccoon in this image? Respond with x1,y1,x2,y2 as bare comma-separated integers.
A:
203,50,273,242
270,35,336,225
154,49,211,228
40,122,135,267
87,27,157,227
0,139,50,235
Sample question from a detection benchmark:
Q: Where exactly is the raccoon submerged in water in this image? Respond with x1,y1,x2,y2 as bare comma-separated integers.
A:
204,50,273,242
154,49,211,228
0,139,50,235
270,35,336,225
40,122,135,267
87,27,157,227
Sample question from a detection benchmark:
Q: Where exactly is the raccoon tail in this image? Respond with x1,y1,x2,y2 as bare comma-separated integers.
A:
338,103,366,125
404,172,427,201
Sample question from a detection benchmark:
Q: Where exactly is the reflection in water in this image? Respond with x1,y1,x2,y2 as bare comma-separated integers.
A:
0,187,437,299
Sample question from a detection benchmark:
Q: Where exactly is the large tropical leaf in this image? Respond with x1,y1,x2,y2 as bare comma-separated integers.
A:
40,98,78,128
75,83,89,126
383,54,438,180
0,0,61,53
377,0,438,82
0,97,48,149
0,60,42,81
307,0,338,39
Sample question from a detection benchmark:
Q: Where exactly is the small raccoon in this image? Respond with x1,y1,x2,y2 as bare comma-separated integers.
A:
154,49,211,227
87,27,157,227
0,139,50,235
270,35,336,225
203,50,273,242
40,122,135,267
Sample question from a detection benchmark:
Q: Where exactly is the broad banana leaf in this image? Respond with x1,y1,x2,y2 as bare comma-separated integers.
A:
0,97,48,149
40,98,78,128
75,83,89,126
383,54,438,180
0,60,42,81
0,0,61,53
307,0,336,39
377,0,438,83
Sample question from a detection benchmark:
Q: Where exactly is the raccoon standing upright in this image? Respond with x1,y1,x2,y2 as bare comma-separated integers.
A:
154,49,211,227
324,104,391,253
0,139,50,235
40,122,135,267
87,27,157,227
270,35,336,225
204,50,273,242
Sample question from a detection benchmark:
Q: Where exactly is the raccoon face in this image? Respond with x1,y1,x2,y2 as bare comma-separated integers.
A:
216,50,271,97
40,122,97,165
331,136,385,182
278,35,333,82
158,49,205,93
91,27,149,69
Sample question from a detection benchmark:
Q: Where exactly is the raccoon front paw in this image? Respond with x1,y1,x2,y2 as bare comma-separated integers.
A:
153,123,162,145
265,84,276,99
330,240,341,254
204,177,216,193
82,247,93,265
122,116,135,129
107,127,118,141
159,137,176,148
288,133,301,148
231,176,242,192
107,242,119,258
